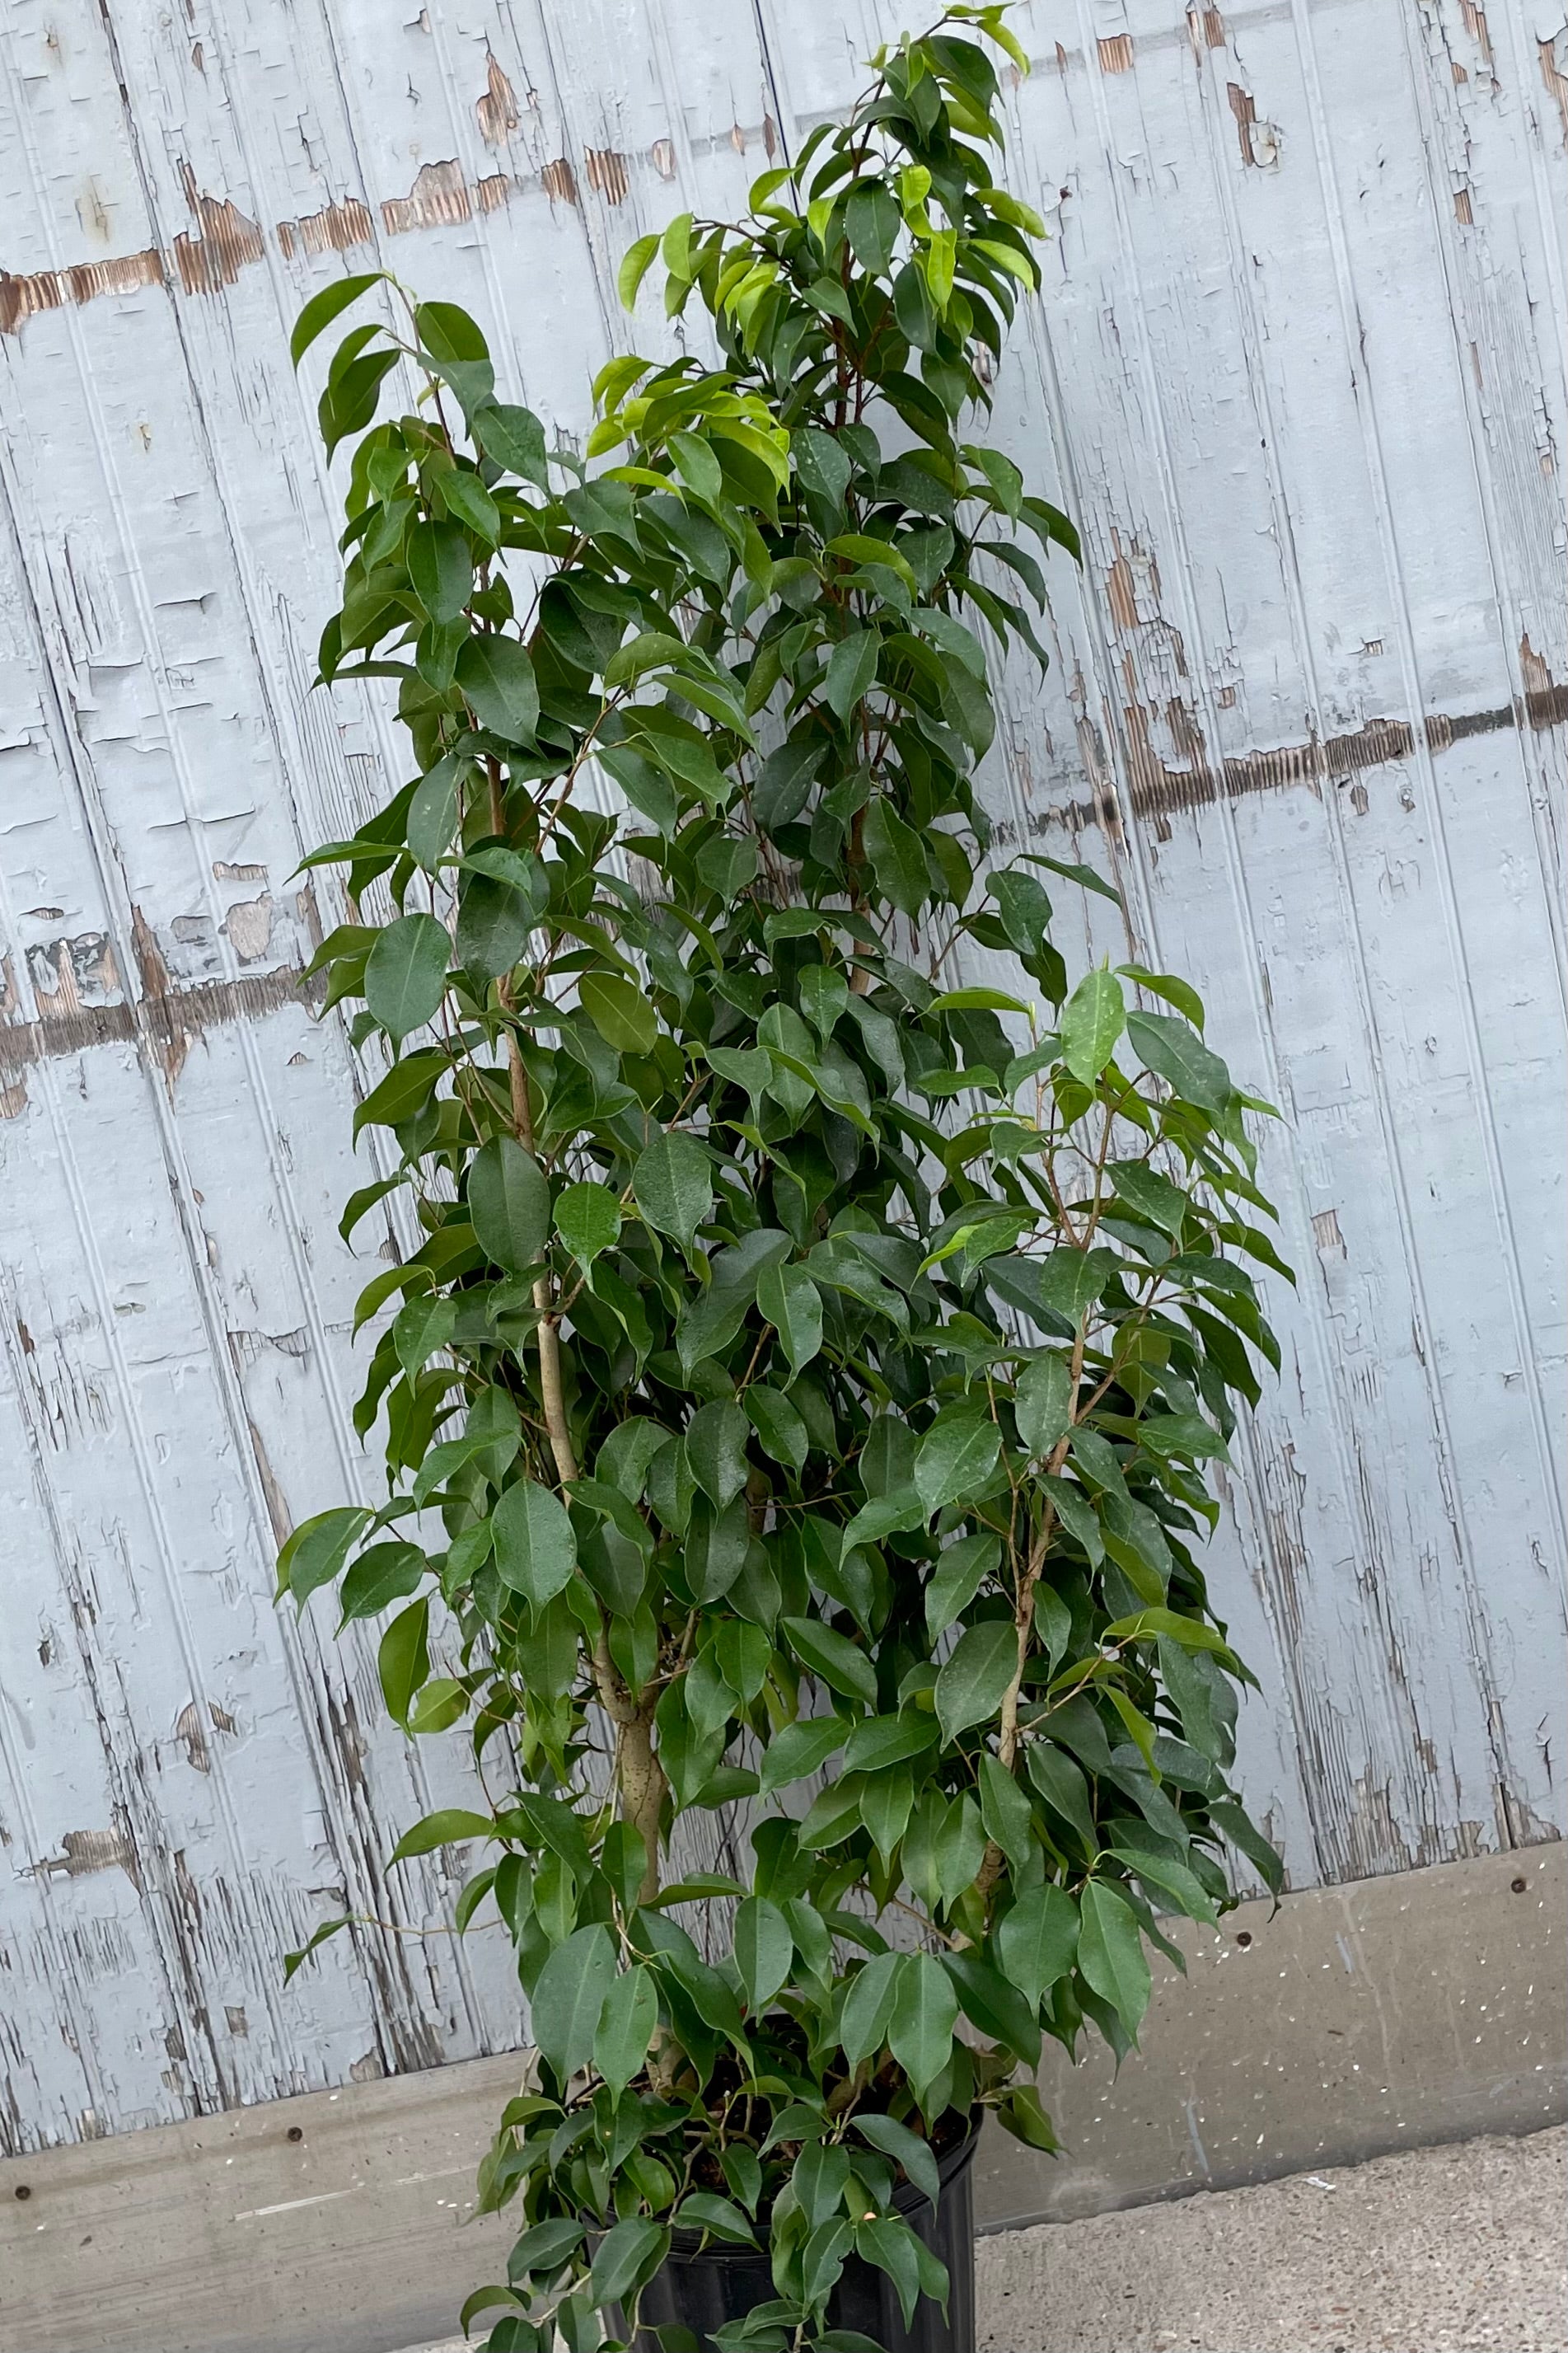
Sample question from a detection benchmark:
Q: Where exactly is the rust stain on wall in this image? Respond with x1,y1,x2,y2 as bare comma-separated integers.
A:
1540,35,1568,138
1228,83,1282,168
583,148,630,204
33,1823,141,1888
475,54,520,144
381,162,471,236
172,170,265,295
0,246,163,335
541,157,580,205
275,198,374,260
1460,0,1495,70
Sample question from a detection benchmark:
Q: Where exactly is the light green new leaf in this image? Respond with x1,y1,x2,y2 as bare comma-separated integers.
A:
617,232,661,311
1060,966,1125,1086
934,1619,1017,1744
1078,1880,1152,2040
364,912,449,1042
579,970,658,1054
492,1479,577,1605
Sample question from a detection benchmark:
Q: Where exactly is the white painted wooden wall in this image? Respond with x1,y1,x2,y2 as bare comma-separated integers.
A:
0,0,1561,2155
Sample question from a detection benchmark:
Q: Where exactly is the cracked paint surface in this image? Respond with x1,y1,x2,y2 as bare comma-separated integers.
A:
0,0,1561,2155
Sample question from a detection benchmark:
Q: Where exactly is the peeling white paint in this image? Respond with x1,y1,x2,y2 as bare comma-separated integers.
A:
0,0,1561,2153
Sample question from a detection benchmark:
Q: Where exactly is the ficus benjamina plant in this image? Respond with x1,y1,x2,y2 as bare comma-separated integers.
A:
277,10,1290,2349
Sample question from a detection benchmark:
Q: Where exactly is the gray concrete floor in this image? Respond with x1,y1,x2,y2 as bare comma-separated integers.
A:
976,2127,1566,2353
403,2126,1566,2353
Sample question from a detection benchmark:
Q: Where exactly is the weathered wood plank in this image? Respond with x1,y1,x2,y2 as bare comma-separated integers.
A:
0,0,1561,2150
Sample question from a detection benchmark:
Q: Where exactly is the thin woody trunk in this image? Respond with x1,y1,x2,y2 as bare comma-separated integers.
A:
490,753,667,1896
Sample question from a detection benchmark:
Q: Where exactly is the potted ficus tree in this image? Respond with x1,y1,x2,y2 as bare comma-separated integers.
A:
278,9,1289,2350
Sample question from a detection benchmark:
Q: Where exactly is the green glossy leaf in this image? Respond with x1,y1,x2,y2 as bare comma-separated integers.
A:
783,1615,877,1706
934,1619,1017,1744
850,2113,939,2210
632,1132,714,1251
995,1882,1079,2004
758,1715,844,1793
914,1413,1000,1512
468,1137,550,1273
278,1506,371,1607
364,912,449,1041
390,1807,492,1861
531,1923,618,2079
593,1963,658,2093
886,1951,958,2098
291,272,382,366
407,520,471,624
1060,967,1125,1086
863,795,930,917
1126,1008,1233,1115
825,629,879,719
733,1896,793,2011
493,1479,578,1605
455,634,539,743
676,2191,757,2246
1078,1880,1152,2039
508,2216,585,2284
924,1532,999,1640
839,1949,901,2069
554,1179,621,1269
1015,1353,1073,1456
756,1259,822,1376
742,1382,808,1471
580,970,658,1053
684,1400,751,1510
377,1596,429,1724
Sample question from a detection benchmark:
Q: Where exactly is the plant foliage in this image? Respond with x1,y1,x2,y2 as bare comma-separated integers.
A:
281,11,1289,2347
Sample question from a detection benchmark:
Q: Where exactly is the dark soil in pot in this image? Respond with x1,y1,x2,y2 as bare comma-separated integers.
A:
626,2112,980,2353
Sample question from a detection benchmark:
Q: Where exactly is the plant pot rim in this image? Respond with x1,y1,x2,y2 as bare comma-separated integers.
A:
658,2107,983,2266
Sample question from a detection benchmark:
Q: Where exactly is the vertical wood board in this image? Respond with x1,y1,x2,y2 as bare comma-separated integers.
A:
0,0,1561,2151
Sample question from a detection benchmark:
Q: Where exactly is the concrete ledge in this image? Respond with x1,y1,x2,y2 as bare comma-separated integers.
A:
1,1845,1561,2353
974,1840,1566,2227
